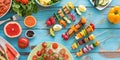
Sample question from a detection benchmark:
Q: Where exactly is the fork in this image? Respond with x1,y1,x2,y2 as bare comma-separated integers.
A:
0,14,21,25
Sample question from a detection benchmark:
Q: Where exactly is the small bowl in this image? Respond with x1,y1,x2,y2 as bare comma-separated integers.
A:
25,30,35,39
35,0,61,7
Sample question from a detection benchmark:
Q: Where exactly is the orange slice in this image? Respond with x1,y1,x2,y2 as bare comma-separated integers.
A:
24,16,37,28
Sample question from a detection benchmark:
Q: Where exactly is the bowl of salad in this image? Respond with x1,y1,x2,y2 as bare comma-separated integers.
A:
36,0,61,7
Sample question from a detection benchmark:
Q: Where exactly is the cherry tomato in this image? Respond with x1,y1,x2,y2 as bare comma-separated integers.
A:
48,55,54,60
52,43,58,49
42,42,47,48
36,51,42,56
41,48,46,54
21,0,28,5
44,54,47,60
16,0,21,3
32,55,37,60
59,48,66,55
54,54,59,58
48,49,53,55
18,37,29,49
63,54,69,60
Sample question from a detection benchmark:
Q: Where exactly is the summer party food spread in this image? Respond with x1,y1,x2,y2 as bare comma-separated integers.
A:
4,21,22,38
0,0,120,60
28,42,73,60
0,36,20,60
0,0,12,18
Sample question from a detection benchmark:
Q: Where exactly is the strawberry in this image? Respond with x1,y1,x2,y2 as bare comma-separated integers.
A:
46,20,52,26
16,0,21,2
21,0,28,5
49,17,56,25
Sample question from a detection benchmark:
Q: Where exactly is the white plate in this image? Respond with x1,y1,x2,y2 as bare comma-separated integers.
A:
89,0,112,10
0,36,20,60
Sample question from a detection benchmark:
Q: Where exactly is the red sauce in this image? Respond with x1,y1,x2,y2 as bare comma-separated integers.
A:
0,0,10,17
6,23,20,36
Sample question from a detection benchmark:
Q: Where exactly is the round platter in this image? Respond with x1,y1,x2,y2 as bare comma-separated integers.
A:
28,42,73,60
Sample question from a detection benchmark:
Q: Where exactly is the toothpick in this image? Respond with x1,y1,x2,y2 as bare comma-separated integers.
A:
95,30,109,38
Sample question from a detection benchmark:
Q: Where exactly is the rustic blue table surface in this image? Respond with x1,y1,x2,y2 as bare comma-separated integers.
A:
0,0,120,60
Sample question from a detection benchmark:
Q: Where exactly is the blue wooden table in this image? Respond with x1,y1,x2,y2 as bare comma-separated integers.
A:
0,0,120,60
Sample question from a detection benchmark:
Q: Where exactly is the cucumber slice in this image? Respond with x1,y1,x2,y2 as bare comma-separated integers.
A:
98,0,104,5
100,0,109,6
75,8,82,16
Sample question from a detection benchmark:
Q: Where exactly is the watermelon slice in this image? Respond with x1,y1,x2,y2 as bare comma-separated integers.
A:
6,46,15,60
5,43,19,58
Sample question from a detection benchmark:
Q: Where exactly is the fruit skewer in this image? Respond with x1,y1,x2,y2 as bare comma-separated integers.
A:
72,34,95,50
75,23,95,40
76,41,99,57
76,36,111,57
72,30,108,50
62,17,86,40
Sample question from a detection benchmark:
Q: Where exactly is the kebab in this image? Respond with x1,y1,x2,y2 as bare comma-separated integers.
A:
75,23,95,40
76,41,99,57
72,34,95,49
72,30,108,49
58,9,71,24
76,36,111,57
62,17,86,40
62,5,75,21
